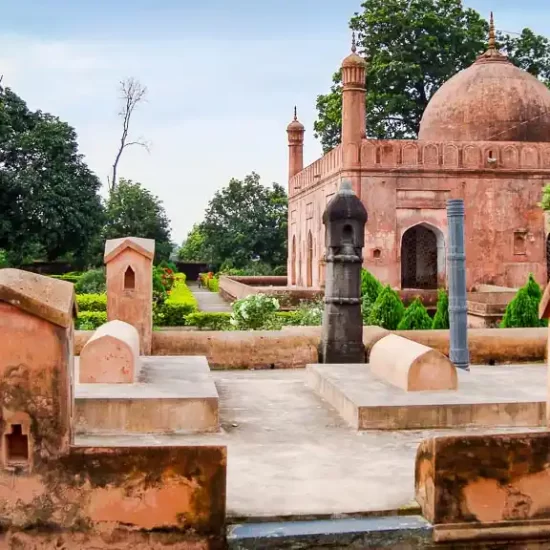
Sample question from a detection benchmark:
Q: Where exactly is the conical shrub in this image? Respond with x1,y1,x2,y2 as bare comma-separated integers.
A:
367,285,405,330
397,297,432,330
432,288,450,329
361,268,382,302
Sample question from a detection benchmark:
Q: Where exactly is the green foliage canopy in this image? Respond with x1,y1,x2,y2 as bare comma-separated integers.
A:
314,1,550,151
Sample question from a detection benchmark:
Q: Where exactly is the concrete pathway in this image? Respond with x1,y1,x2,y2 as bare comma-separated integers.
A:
188,281,232,312
76,368,543,520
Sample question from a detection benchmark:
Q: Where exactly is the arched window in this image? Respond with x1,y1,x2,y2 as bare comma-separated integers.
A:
124,266,136,290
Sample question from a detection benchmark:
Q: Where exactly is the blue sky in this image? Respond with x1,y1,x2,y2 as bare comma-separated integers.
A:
1,1,549,242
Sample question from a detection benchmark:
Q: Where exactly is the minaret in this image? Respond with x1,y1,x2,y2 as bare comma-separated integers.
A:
287,106,305,187
341,32,367,197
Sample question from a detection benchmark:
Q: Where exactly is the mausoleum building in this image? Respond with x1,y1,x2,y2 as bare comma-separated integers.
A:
287,18,550,291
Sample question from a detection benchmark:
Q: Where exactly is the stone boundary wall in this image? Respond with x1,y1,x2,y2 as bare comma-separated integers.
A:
74,327,547,369
218,276,323,307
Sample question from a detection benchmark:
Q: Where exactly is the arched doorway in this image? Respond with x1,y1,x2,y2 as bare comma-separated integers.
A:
291,236,297,286
306,231,313,287
401,224,445,289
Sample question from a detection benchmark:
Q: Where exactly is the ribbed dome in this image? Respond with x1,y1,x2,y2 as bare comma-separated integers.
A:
418,51,550,143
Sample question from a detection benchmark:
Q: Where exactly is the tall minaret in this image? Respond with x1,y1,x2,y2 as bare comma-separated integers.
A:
287,106,305,188
341,32,367,197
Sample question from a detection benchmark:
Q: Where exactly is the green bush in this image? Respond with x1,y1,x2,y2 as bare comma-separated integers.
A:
231,294,280,330
272,265,287,276
368,285,405,330
75,269,106,294
292,300,323,326
155,276,198,326
51,272,83,284
76,293,107,312
361,268,383,302
0,249,9,268
500,273,545,328
361,293,374,324
158,260,178,273
207,277,219,292
185,312,232,331
432,288,450,329
397,297,432,330
76,311,106,330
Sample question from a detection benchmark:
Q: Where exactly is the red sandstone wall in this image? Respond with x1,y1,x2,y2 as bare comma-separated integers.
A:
289,138,550,290
74,327,546,367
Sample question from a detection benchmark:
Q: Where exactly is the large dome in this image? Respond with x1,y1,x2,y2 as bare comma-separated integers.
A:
418,49,550,143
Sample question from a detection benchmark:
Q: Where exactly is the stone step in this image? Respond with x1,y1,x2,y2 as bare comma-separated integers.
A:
226,515,432,549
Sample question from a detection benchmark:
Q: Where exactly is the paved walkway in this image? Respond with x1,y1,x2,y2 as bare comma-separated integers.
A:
188,281,232,312
76,368,543,520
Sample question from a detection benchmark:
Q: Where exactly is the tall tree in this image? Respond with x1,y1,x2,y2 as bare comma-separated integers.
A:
199,172,287,270
178,224,210,262
0,84,104,264
109,77,149,191
103,178,172,262
314,1,550,151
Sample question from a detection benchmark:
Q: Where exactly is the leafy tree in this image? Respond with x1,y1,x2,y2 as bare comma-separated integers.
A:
103,178,172,262
0,84,104,264
200,172,287,270
314,1,550,151
367,284,405,329
361,268,383,302
179,224,209,262
432,288,450,329
397,297,432,330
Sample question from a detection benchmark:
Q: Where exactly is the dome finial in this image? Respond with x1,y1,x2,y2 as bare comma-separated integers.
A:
489,12,496,51
293,105,297,121
351,31,357,54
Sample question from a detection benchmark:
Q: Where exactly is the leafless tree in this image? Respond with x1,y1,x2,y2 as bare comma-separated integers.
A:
109,77,149,192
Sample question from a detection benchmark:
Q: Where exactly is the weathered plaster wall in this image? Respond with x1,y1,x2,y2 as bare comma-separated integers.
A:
0,445,226,544
0,302,72,464
74,327,547,367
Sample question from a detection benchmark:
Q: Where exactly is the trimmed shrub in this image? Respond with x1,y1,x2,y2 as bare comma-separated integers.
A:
361,268,383,302
231,294,280,330
76,293,107,312
500,273,545,328
361,293,374,325
397,297,432,330
185,312,232,331
207,277,219,292
76,311,106,330
432,288,450,329
156,276,198,326
51,272,83,284
367,285,405,330
75,269,106,294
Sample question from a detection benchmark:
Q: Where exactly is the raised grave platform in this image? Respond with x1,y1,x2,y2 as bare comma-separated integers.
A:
307,364,546,430
75,356,219,434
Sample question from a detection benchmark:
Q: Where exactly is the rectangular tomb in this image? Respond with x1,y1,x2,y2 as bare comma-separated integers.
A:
75,356,219,434
307,364,546,430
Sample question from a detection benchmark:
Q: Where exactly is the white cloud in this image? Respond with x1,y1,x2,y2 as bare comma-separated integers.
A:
0,33,344,242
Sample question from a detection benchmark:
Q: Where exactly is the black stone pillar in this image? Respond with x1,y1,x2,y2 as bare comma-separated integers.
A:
320,180,368,363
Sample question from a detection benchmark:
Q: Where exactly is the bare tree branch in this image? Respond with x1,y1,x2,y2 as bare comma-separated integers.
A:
110,77,149,192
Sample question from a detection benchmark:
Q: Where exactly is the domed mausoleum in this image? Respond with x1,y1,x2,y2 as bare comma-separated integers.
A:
286,18,550,292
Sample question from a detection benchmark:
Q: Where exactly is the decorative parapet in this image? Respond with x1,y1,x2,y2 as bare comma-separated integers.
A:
360,139,550,172
289,145,342,195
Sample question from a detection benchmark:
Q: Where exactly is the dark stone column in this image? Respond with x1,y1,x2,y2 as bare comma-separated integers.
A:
447,199,470,371
320,180,368,363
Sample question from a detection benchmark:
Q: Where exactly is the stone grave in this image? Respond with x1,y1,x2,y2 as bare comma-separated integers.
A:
0,268,226,547
74,237,220,435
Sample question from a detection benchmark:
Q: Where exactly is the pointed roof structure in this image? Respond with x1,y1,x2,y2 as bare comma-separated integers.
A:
104,237,155,263
0,268,76,327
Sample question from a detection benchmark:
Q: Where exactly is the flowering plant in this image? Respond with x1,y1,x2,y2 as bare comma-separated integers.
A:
230,293,280,330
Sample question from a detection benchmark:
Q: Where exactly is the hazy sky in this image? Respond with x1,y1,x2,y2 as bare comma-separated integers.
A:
1,0,549,242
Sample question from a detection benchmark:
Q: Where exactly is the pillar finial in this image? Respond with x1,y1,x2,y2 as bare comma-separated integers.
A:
489,12,496,51
351,31,357,53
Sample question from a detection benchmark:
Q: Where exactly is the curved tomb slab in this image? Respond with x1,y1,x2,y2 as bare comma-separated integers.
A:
369,334,457,392
79,320,140,383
